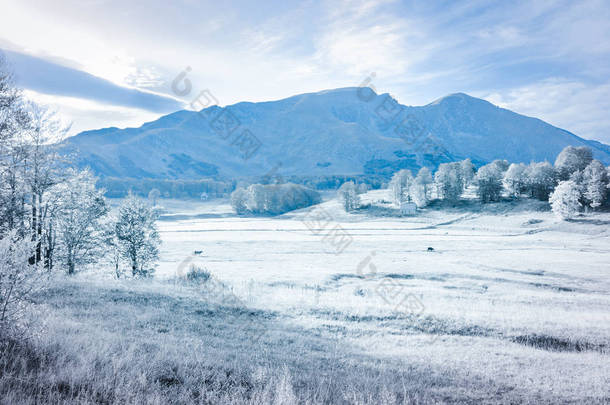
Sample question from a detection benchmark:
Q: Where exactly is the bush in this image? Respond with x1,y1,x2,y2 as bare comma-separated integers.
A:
0,232,44,335
185,265,211,284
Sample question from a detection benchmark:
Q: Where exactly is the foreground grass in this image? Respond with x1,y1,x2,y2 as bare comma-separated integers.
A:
1,276,608,404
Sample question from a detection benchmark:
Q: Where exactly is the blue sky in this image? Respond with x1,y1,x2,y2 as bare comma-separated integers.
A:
1,0,609,143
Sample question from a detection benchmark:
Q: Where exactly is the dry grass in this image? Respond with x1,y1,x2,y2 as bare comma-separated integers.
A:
1,275,608,404
0,278,531,404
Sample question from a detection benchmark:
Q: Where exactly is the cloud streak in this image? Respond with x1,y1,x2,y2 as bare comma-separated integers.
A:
2,49,184,113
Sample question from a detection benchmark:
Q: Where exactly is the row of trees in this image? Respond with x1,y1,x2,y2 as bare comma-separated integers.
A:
384,159,474,209
231,183,321,215
380,146,609,219
473,146,610,218
99,177,234,199
549,148,609,219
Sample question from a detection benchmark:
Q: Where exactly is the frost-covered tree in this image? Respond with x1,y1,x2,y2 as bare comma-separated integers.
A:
434,162,463,201
460,159,475,187
230,187,249,214
357,183,369,194
555,146,593,181
338,181,360,212
416,167,433,189
525,162,557,200
549,180,581,220
491,159,510,173
0,59,69,269
411,167,433,207
504,163,528,197
114,194,160,277
0,57,30,235
582,160,609,209
389,169,413,205
23,103,69,264
475,163,503,202
247,184,267,214
148,188,161,206
410,183,426,208
50,169,108,275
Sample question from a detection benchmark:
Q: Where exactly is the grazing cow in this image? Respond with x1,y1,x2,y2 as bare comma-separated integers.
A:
427,247,434,252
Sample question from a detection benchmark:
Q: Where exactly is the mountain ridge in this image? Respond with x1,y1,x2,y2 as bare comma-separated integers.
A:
60,88,610,180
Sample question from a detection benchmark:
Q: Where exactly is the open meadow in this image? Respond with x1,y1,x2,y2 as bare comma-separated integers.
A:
3,190,609,404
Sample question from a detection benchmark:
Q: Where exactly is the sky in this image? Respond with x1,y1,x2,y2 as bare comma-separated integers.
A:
1,0,609,143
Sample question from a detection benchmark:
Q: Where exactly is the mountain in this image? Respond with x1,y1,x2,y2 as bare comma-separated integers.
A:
61,88,610,180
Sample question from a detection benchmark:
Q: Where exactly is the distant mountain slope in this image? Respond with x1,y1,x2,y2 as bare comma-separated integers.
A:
61,88,610,179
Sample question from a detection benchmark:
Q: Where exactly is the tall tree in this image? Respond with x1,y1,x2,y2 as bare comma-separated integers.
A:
434,162,463,202
338,181,360,212
0,56,30,235
411,167,433,207
23,103,69,264
114,194,160,277
504,163,528,197
582,160,608,209
51,169,108,275
525,162,557,200
460,159,475,187
389,169,414,205
475,163,504,202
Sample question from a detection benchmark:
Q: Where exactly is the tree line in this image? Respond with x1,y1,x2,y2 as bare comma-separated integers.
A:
337,147,609,219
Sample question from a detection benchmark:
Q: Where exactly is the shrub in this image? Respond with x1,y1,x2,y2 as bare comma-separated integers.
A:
185,265,211,284
0,231,44,335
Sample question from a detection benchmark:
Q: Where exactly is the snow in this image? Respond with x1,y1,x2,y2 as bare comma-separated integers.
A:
155,191,610,345
68,192,610,400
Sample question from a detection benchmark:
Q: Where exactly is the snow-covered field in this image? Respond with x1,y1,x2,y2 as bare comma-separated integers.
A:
151,190,610,402
10,191,608,403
